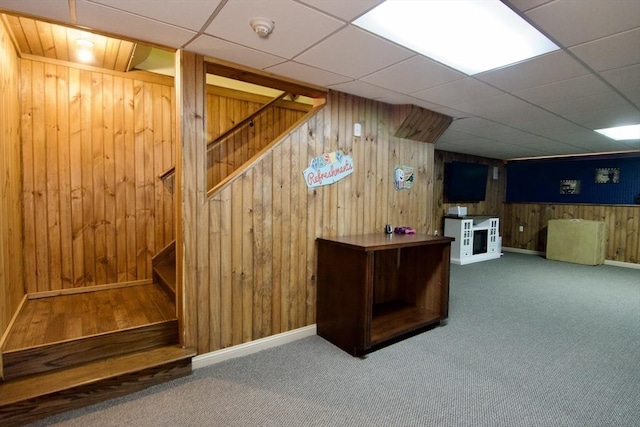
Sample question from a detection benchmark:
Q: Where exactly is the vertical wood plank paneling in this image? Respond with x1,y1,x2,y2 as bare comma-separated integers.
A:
20,57,176,291
80,69,95,287
219,185,233,348
113,75,127,283
103,73,117,284
503,203,640,263
271,143,283,335
0,20,25,335
92,71,106,285
197,89,445,354
123,78,137,281
433,150,506,235
241,170,254,342
252,161,264,338
33,60,50,292
21,59,37,293
204,88,308,191
230,178,243,346
45,62,62,290
57,65,73,288
208,195,221,350
261,152,274,336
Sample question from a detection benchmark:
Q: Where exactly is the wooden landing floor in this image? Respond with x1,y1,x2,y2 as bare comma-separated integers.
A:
4,282,176,351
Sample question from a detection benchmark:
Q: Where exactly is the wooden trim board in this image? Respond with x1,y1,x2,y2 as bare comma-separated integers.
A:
191,324,316,369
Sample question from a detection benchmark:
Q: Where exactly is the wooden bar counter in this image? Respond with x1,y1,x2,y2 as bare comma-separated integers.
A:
316,233,453,356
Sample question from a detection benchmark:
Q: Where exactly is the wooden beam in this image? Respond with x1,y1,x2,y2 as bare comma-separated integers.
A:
205,59,327,99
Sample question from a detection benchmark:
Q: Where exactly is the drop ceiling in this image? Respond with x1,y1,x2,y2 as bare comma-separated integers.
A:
1,0,639,160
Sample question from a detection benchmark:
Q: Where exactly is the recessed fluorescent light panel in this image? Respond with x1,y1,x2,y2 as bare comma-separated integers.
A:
353,0,559,75
595,124,640,141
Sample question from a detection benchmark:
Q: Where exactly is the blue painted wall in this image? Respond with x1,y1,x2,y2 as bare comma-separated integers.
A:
506,152,640,205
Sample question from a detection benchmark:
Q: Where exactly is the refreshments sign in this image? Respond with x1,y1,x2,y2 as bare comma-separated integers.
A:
303,151,354,188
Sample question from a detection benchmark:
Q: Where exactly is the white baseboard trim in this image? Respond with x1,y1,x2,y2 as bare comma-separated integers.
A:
502,247,544,256
502,246,639,269
604,259,640,269
192,324,317,370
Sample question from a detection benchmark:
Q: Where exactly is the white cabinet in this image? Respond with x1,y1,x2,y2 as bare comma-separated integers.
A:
444,216,501,265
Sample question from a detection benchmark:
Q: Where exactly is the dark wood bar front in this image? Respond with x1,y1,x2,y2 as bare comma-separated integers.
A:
316,234,453,356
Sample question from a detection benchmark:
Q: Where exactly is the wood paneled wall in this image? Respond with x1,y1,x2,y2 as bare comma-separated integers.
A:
20,57,176,292
180,53,442,354
503,203,640,264
433,150,506,234
201,94,437,351
206,87,309,190
0,20,25,336
433,150,639,264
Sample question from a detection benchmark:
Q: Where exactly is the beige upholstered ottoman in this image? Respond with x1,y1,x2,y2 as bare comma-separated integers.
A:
546,219,606,265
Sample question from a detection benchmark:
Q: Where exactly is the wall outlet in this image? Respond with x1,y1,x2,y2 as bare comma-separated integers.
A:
519,225,524,232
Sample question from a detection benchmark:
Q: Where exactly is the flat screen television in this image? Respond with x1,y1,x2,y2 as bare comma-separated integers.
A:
444,161,488,202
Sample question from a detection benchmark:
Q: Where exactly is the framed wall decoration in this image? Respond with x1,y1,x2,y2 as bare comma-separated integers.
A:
594,167,620,184
394,165,414,190
560,179,581,194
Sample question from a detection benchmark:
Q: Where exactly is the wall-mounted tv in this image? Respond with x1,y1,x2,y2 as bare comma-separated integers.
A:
444,161,488,202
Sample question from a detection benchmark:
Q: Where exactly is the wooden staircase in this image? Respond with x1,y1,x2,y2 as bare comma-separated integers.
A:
153,240,177,299
0,245,191,426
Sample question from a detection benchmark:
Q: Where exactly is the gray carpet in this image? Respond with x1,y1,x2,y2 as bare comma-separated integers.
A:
31,252,640,426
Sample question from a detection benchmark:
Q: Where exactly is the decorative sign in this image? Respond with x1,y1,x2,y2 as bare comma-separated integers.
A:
595,168,620,184
394,165,414,190
560,179,581,194
303,151,354,188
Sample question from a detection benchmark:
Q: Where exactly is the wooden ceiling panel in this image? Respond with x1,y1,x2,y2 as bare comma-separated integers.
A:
2,14,136,72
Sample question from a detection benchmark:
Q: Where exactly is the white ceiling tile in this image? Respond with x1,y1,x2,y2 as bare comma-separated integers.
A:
505,0,554,13
185,35,285,70
449,117,501,134
419,104,469,120
451,94,534,119
76,0,196,47
621,87,640,108
297,0,384,21
0,0,72,23
556,131,636,152
361,56,465,95
458,125,529,141
514,117,584,136
265,61,352,87
542,91,633,117
564,104,640,129
439,138,546,160
403,98,449,113
85,0,221,31
375,93,425,106
412,78,503,106
475,51,588,92
436,129,478,143
601,64,640,91
525,0,640,47
294,25,414,79
327,80,400,100
570,28,640,72
205,0,344,59
513,74,611,105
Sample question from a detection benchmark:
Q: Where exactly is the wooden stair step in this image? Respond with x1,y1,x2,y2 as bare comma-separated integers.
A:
153,259,176,294
3,319,178,380
152,241,176,298
0,345,196,426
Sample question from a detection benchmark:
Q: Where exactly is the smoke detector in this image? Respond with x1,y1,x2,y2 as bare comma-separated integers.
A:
250,18,275,38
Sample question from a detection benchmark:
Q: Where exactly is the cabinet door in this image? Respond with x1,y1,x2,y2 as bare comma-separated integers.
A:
488,218,499,252
460,220,473,258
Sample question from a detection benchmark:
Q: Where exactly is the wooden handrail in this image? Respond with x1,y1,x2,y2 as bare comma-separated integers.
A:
159,92,289,181
206,91,288,151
